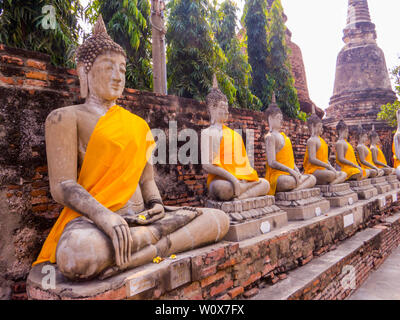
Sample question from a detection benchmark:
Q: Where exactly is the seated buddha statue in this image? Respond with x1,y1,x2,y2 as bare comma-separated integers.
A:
264,95,316,195
201,76,270,201
303,114,347,185
336,120,369,181
356,125,384,178
393,110,400,179
370,126,395,176
32,16,229,281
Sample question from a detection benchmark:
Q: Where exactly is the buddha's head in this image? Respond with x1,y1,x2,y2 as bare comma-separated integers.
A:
370,126,380,146
206,75,229,125
336,120,349,140
75,15,127,101
265,93,282,131
307,114,323,137
357,125,368,145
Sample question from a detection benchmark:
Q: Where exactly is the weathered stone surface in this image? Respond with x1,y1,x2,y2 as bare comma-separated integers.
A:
386,174,400,189
275,188,330,221
349,179,378,199
371,177,391,194
316,183,359,207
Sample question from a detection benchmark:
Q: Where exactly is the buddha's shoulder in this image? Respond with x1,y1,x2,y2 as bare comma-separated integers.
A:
45,105,81,125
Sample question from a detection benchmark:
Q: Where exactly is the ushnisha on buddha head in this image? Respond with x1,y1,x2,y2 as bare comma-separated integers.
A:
265,93,283,131
75,15,127,101
206,75,229,125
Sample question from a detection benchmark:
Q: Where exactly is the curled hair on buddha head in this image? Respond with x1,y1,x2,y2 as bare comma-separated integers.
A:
357,124,367,140
265,92,282,120
206,74,228,109
370,124,379,140
75,15,126,74
336,119,348,132
307,105,322,128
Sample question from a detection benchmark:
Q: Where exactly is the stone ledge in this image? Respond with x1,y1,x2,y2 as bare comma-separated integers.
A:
26,189,400,300
249,227,383,300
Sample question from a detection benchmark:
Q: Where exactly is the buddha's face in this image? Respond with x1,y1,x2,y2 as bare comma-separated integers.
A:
311,122,323,136
371,135,380,145
339,127,349,139
87,51,126,101
359,133,368,144
209,100,229,125
269,112,283,131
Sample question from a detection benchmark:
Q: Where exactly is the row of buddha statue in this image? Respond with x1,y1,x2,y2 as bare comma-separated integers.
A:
203,84,396,203
29,16,399,284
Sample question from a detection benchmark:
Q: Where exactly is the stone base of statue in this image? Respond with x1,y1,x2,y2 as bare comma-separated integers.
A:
315,183,358,207
349,179,378,200
274,188,330,221
386,174,400,189
206,196,288,242
370,176,391,194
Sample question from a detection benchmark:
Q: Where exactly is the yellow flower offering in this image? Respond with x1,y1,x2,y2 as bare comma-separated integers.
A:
138,215,147,221
170,254,177,259
153,256,163,264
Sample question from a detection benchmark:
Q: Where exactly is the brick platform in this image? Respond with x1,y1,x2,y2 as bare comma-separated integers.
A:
26,189,400,300
316,183,358,208
275,188,330,221
349,179,378,200
206,196,288,242
371,176,391,195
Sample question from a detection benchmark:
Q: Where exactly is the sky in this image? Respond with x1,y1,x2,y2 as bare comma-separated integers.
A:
235,0,400,110
80,0,400,110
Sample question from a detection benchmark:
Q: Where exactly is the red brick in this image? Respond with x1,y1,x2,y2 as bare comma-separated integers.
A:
242,272,261,288
67,69,78,76
26,71,47,81
26,59,47,70
228,286,244,299
278,273,287,280
1,55,23,66
200,270,225,288
210,279,233,297
217,257,237,270
30,189,47,197
217,294,231,300
243,287,259,299
0,76,15,85
24,79,47,87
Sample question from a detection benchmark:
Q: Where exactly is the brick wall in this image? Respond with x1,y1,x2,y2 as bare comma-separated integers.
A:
0,45,396,300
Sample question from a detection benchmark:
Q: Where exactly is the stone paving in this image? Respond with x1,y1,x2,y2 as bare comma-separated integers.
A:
348,246,400,300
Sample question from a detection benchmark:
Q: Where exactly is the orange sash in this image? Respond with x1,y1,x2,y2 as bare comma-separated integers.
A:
304,137,329,175
265,132,295,196
33,105,155,266
336,141,364,180
207,125,259,188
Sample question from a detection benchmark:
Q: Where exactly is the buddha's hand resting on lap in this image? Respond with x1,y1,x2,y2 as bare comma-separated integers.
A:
289,169,302,187
123,203,165,226
96,211,133,268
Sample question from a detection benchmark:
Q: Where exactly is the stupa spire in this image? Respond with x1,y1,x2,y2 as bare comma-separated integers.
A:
343,0,376,43
346,0,371,26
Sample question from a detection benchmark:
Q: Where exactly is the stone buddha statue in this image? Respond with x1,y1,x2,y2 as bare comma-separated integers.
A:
336,120,369,181
303,114,347,185
32,16,229,281
370,126,395,176
356,124,384,178
201,76,270,201
393,110,400,178
264,96,316,195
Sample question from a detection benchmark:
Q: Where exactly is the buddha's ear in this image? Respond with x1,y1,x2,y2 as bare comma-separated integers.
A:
77,64,88,99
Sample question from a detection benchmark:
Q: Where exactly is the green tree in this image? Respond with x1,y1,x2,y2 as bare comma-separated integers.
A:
85,0,152,90
378,65,400,127
166,0,235,103
243,0,274,109
0,0,83,67
215,0,261,109
266,0,302,119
